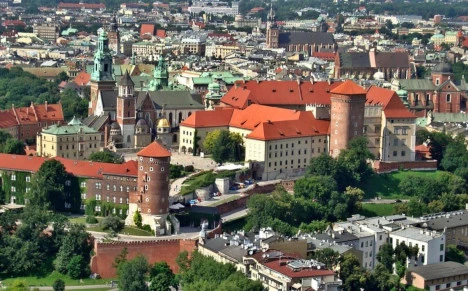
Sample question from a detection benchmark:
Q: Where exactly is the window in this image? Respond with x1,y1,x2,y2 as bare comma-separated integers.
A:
11,174,16,181
421,255,425,263
81,193,86,199
393,138,399,146
113,196,116,203
422,245,425,252
379,235,382,240
81,181,87,188
26,176,30,182
393,151,397,156
440,244,444,251
401,151,406,156
161,167,165,172
446,94,451,102
401,139,406,145
126,186,130,192
120,197,123,204
96,194,101,201
106,196,110,202
65,180,71,186
106,184,110,190
11,186,16,192
113,185,117,191
95,182,101,189
150,167,154,171
95,205,101,212
26,187,30,193
375,126,381,133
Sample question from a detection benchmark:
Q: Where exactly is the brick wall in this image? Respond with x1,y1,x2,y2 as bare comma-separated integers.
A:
372,160,438,173
90,238,197,278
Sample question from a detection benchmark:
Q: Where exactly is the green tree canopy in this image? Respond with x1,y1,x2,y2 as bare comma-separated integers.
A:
119,256,149,291
27,159,68,211
88,150,122,163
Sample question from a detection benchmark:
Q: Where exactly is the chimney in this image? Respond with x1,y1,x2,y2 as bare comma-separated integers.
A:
45,101,48,112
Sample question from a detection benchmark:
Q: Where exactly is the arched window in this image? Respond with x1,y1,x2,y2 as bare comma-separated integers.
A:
127,135,131,143
446,94,451,102
169,112,173,125
178,112,183,123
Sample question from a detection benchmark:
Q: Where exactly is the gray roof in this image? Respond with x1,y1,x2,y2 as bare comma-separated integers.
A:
278,31,334,46
101,90,118,110
313,231,359,244
390,227,442,242
119,71,134,86
399,79,435,91
339,52,370,68
339,52,409,69
408,261,468,281
82,115,109,131
421,210,468,230
136,90,204,110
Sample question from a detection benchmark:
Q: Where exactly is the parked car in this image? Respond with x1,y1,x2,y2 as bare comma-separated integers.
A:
213,191,222,197
189,199,198,205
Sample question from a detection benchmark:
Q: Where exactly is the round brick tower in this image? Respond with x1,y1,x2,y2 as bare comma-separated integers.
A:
329,80,367,158
126,141,171,235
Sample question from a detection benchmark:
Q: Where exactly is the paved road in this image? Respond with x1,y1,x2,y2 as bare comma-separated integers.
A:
362,198,409,204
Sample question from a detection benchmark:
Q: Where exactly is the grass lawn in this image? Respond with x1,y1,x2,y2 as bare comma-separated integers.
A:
359,203,396,217
86,226,153,236
2,271,113,287
68,216,102,225
362,170,443,199
208,195,241,207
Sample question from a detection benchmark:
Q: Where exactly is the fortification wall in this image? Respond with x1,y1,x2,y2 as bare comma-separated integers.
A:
90,238,197,278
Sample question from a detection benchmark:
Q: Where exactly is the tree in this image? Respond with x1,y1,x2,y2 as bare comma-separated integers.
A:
119,256,149,291
339,254,363,291
134,210,143,228
100,216,124,232
294,175,337,202
3,138,25,155
113,247,129,275
210,130,244,164
307,154,336,177
88,151,122,163
67,255,89,279
309,248,341,270
52,279,65,291
376,243,394,272
148,262,176,291
60,89,89,120
54,224,92,276
445,244,466,264
27,159,68,211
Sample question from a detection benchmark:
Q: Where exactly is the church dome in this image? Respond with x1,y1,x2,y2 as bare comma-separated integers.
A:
157,118,171,128
433,63,452,74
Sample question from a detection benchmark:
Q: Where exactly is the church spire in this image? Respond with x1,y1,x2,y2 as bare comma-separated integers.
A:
91,28,113,82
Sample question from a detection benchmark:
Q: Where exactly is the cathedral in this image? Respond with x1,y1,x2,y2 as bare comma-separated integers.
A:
85,28,204,150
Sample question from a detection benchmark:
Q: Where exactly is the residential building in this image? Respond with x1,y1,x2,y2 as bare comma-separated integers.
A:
36,117,102,159
0,102,64,142
402,261,468,291
33,23,59,43
418,210,468,248
245,250,342,291
389,227,446,267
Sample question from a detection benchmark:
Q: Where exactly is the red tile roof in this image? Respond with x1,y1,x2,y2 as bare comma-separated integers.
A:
73,71,91,86
140,24,156,36
366,86,416,119
180,107,234,128
34,103,64,122
330,80,366,95
156,29,166,38
312,51,336,61
181,104,329,141
0,154,137,179
0,110,19,128
221,80,344,109
249,251,336,279
137,141,171,158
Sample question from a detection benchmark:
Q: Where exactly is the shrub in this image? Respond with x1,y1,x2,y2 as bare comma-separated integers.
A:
100,216,124,232
184,165,194,172
86,216,98,224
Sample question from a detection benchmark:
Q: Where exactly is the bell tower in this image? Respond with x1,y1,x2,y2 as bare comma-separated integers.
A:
149,55,169,91
116,70,136,148
89,28,115,116
266,4,279,48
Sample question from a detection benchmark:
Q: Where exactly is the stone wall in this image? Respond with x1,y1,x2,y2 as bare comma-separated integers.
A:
90,239,197,278
372,160,438,173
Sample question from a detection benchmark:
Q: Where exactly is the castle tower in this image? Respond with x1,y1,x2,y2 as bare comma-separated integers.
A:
107,13,120,54
266,4,279,48
89,28,115,116
329,80,367,158
116,70,136,148
148,55,169,91
431,63,454,86
125,141,171,235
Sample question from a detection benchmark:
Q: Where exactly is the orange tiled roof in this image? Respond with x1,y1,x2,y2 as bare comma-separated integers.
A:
73,71,91,86
137,141,171,158
34,103,64,122
0,154,137,179
366,86,416,119
180,107,234,128
140,24,155,36
220,80,344,109
330,80,366,95
0,110,19,128
181,104,329,141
